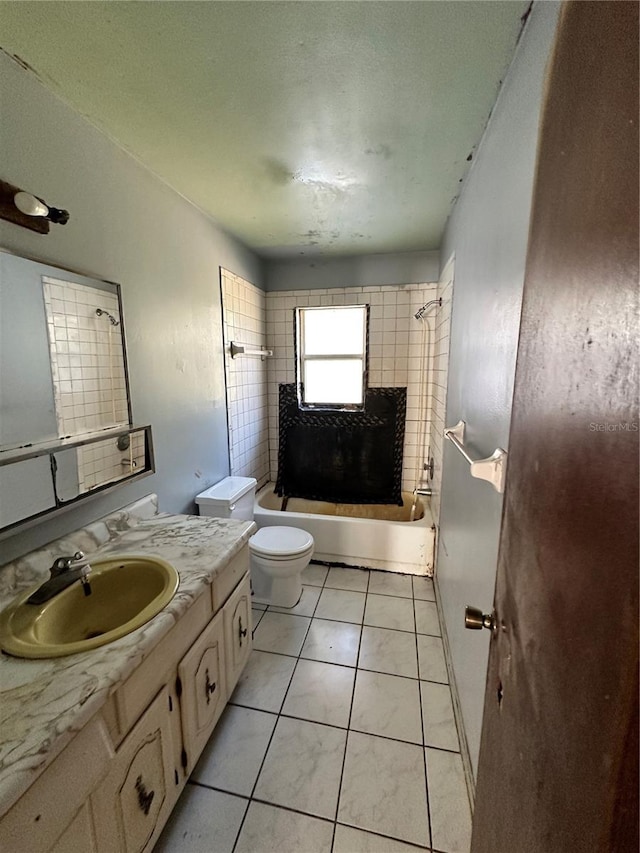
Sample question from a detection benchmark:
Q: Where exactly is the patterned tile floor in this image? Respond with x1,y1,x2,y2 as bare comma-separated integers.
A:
156,565,472,853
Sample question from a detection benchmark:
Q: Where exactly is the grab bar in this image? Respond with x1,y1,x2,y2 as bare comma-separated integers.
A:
230,341,273,359
444,420,507,494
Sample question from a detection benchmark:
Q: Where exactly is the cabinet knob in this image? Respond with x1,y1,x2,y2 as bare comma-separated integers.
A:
135,775,155,816
205,669,216,704
238,617,248,645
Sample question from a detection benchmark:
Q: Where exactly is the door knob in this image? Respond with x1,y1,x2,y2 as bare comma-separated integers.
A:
465,605,496,632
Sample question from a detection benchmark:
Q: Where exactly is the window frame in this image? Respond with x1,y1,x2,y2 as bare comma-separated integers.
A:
295,304,370,411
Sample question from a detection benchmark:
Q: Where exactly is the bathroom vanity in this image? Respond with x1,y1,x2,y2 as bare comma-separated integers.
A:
0,495,255,852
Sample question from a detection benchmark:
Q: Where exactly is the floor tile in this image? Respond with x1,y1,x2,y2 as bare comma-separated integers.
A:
350,670,422,744
415,599,440,636
364,594,415,631
155,785,247,853
254,717,347,819
252,607,266,631
235,802,334,853
417,634,448,683
301,618,362,667
421,681,459,751
282,658,355,728
368,571,413,598
315,587,366,623
302,563,329,586
334,824,429,852
325,566,370,592
252,611,311,656
191,705,276,796
230,650,297,713
269,584,321,617
426,748,472,853
252,600,267,610
338,731,430,848
358,626,418,678
412,576,436,601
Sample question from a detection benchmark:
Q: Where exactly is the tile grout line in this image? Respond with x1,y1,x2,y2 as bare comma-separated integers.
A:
330,566,370,852
232,564,331,851
227,569,445,851
414,582,435,851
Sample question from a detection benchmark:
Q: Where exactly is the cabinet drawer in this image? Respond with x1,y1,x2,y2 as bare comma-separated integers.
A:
178,609,226,773
223,572,252,693
91,687,178,853
211,545,250,611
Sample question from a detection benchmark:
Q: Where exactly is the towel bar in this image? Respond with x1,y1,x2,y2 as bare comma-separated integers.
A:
444,420,507,493
230,341,273,359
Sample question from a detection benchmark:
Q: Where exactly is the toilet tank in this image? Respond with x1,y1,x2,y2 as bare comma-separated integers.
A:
195,476,257,522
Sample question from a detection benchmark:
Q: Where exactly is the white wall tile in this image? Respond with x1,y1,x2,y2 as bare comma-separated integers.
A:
265,283,445,496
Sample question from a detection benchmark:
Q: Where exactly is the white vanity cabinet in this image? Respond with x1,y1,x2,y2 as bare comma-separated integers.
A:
91,686,177,853
0,546,253,853
50,805,98,853
223,574,252,692
178,608,227,774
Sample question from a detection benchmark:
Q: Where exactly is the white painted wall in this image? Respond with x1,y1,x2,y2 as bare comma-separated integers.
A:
0,51,262,564
436,2,561,778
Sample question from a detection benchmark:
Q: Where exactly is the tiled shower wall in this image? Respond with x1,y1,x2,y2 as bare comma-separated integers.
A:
42,276,131,493
220,269,270,488
77,430,146,493
428,259,454,526
265,284,442,494
43,277,128,435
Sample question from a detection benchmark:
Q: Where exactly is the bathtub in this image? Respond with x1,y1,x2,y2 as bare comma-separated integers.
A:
254,484,435,576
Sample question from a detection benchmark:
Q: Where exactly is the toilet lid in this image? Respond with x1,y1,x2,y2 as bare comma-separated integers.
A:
250,526,314,557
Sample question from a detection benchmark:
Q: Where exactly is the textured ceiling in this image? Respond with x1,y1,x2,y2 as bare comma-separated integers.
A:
0,1,529,257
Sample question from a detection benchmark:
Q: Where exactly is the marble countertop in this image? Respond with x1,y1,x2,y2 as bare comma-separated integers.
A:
0,495,255,817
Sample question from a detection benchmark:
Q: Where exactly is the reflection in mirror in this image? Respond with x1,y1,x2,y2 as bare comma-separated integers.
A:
0,250,131,452
42,276,128,438
54,428,147,500
0,425,153,534
0,250,154,537
0,456,56,529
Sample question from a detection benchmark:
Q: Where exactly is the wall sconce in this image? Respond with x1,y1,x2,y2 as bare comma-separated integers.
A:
0,179,70,234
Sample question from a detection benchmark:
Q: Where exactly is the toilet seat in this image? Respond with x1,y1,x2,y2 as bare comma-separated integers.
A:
249,526,314,559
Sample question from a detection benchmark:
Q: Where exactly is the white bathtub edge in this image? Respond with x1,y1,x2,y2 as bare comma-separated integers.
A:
254,483,435,576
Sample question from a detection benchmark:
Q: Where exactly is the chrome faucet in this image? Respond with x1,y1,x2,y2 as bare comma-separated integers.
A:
26,551,92,605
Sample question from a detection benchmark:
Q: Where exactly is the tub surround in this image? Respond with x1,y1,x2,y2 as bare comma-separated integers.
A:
0,494,255,819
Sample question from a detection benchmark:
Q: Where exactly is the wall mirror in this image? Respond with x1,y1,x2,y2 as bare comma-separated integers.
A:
0,249,154,536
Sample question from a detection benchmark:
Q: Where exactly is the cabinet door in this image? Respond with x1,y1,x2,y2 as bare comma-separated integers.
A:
91,687,178,853
223,572,252,693
178,609,226,773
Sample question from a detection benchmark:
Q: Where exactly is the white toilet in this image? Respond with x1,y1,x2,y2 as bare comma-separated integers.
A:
195,477,314,608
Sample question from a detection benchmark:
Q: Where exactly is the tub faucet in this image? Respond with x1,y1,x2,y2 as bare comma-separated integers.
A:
26,551,92,605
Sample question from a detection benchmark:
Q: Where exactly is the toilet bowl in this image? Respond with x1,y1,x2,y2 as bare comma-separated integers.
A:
195,477,314,608
249,526,314,608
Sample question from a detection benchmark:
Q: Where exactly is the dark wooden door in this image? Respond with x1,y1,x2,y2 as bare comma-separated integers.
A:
472,3,639,851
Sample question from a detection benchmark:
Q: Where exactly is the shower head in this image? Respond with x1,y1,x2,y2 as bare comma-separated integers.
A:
414,297,442,320
95,308,120,326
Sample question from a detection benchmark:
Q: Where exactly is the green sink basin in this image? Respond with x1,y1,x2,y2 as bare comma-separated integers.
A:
0,554,179,658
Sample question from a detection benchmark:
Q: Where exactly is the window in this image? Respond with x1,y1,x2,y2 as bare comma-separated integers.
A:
295,305,368,409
